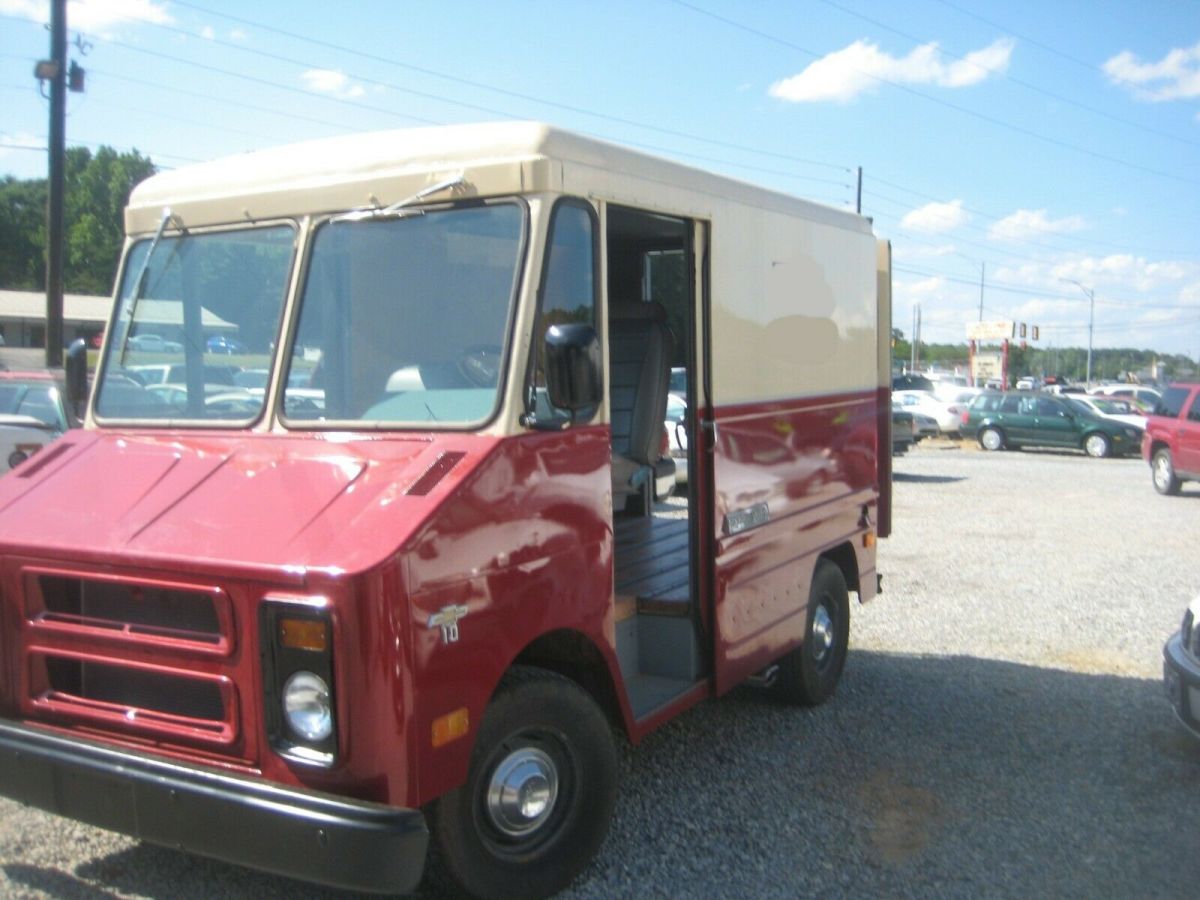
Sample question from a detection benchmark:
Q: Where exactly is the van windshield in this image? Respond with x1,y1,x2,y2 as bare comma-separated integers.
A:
93,224,295,422
282,201,523,428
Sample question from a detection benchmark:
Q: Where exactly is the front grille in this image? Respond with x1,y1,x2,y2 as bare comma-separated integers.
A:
33,652,236,743
13,566,244,752
27,571,230,654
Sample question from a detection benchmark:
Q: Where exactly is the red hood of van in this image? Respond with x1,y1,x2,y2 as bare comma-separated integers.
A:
0,430,499,578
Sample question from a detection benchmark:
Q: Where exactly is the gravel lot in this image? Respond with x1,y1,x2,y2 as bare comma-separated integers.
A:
2,439,1198,898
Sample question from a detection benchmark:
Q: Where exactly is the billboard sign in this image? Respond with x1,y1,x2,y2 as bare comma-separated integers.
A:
966,320,1014,341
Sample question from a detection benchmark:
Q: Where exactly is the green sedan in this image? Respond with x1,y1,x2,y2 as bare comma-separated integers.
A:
961,391,1143,458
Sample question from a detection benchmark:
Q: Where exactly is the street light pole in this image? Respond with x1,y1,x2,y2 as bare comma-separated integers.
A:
1063,279,1096,388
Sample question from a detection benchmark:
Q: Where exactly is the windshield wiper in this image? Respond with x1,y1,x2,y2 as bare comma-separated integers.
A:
119,207,180,366
330,173,464,224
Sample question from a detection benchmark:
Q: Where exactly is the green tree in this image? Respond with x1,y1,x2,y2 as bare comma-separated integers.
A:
0,176,47,289
65,146,156,294
0,146,155,295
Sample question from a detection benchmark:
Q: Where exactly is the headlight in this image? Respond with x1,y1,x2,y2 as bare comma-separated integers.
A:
283,671,333,741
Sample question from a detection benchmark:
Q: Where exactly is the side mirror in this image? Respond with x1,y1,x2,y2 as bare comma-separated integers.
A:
544,323,601,417
65,338,88,424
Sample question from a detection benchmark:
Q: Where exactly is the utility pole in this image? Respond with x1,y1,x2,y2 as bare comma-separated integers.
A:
855,166,862,215
978,261,985,322
1062,279,1096,388
43,0,67,368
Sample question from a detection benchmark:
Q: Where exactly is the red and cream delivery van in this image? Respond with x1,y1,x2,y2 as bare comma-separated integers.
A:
0,123,892,899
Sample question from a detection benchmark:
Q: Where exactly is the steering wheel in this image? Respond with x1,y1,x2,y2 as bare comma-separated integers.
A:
457,344,502,387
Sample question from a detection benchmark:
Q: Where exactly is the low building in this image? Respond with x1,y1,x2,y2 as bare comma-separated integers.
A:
0,290,109,349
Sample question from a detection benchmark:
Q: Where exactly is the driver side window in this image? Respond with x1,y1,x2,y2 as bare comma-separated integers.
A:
531,199,597,421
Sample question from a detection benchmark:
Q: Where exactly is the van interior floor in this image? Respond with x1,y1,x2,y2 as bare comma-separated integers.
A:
613,502,704,720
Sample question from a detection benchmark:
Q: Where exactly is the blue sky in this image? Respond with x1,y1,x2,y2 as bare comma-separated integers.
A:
2,0,1198,358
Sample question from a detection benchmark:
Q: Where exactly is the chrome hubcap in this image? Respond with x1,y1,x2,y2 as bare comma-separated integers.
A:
486,747,559,838
1155,457,1170,485
812,604,834,663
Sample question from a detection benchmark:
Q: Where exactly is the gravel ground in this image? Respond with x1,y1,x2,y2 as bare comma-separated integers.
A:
2,439,1198,898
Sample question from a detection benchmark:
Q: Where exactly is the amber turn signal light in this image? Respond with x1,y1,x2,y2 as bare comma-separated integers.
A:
432,707,470,748
280,617,328,652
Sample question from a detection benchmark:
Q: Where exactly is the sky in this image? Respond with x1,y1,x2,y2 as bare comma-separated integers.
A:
1,0,1198,360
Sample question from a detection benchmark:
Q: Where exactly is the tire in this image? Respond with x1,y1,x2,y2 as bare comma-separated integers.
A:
979,426,1004,452
1152,448,1181,495
772,560,850,706
429,667,618,900
1083,432,1111,458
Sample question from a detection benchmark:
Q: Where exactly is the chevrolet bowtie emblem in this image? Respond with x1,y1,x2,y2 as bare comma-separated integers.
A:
428,604,469,644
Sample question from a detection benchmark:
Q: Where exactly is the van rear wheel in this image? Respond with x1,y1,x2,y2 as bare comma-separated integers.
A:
429,667,617,900
772,560,849,706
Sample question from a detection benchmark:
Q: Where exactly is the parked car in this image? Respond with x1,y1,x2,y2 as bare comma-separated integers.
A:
891,405,915,455
1063,395,1147,431
1093,384,1161,408
893,390,965,435
207,334,247,354
910,410,940,441
0,371,74,470
892,373,935,392
128,363,239,386
127,333,183,353
665,392,688,483
1163,595,1200,739
962,391,1142,457
1142,382,1200,495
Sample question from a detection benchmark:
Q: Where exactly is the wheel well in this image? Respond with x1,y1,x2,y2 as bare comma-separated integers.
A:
1149,439,1170,457
512,629,624,733
819,542,860,598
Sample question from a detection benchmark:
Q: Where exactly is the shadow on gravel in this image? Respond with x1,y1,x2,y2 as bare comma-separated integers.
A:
6,654,1197,900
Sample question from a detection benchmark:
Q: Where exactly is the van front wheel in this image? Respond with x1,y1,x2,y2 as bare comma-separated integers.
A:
429,667,618,900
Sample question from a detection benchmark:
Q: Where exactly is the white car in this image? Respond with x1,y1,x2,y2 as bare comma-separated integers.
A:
1064,394,1147,431
665,393,688,484
893,390,964,436
1091,384,1160,408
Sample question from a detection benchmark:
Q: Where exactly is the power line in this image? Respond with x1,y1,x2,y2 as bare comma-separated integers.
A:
665,0,1200,186
866,173,1198,258
112,2,854,177
815,0,1200,150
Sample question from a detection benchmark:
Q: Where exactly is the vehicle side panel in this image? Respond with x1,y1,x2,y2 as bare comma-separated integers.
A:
711,392,877,694
402,425,616,803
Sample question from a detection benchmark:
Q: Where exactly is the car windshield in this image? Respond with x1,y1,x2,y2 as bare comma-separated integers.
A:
93,224,295,422
282,201,524,427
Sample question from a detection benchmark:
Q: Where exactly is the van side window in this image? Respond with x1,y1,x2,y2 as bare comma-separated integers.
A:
531,200,597,421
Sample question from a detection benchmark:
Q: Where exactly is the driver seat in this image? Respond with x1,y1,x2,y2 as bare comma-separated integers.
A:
609,300,674,514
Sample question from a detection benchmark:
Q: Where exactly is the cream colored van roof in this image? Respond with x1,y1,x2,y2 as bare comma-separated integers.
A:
127,121,867,235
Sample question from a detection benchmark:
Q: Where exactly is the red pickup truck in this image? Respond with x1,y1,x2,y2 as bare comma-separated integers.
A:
1142,383,1200,495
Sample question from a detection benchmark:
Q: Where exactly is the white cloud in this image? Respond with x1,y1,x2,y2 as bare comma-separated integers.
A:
900,199,969,234
989,209,1085,242
300,69,366,99
1,0,172,31
1103,41,1200,102
769,38,1013,103
200,25,215,40
230,28,248,41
